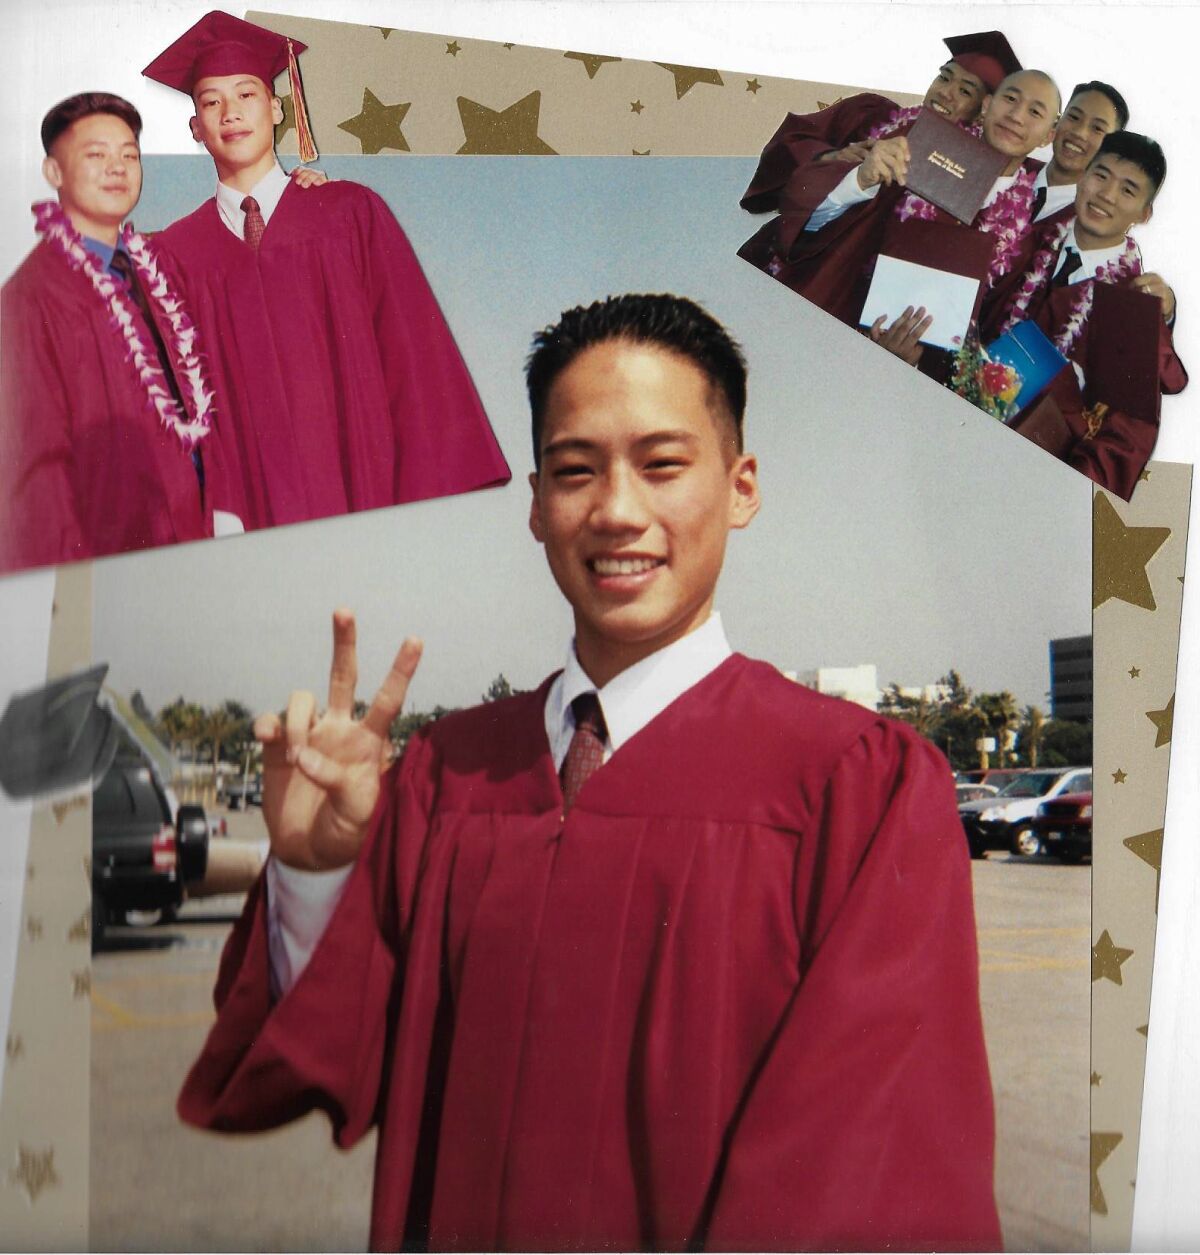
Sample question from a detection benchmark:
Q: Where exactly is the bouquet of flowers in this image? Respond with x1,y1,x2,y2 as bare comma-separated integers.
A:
950,332,1023,421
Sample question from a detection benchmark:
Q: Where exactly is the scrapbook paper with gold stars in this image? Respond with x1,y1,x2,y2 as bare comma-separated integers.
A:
1090,463,1192,1249
0,566,92,1247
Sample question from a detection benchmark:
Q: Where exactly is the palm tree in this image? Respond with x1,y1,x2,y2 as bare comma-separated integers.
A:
199,704,241,806
1022,705,1046,767
973,691,1021,768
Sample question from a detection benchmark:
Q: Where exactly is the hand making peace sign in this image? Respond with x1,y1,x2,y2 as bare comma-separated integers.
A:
254,609,423,871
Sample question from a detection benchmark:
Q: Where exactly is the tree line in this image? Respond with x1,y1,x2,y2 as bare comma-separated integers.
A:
133,669,1089,787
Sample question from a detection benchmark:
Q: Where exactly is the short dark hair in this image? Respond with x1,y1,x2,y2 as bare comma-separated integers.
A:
1068,80,1130,130
1094,130,1167,200
526,294,747,468
41,92,143,154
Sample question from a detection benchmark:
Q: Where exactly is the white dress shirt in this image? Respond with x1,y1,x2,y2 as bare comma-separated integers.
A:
1053,222,1131,284
1031,166,1077,223
267,613,734,996
215,160,291,241
805,165,1018,233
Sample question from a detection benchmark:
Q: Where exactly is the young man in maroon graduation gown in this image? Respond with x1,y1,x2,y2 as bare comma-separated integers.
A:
142,12,510,533
738,31,1021,324
0,93,211,575
990,133,1187,498
178,294,1002,1251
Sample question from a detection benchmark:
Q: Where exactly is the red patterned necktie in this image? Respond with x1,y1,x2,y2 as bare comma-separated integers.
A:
241,195,266,251
560,692,607,812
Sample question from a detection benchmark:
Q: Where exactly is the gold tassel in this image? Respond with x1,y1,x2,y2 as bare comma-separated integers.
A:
1083,402,1110,440
286,39,318,163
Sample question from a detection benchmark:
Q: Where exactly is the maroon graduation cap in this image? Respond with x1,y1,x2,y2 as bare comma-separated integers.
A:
943,31,1022,94
142,10,317,161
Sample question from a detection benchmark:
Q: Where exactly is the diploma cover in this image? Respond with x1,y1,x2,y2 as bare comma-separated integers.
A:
904,109,1008,224
1086,283,1163,423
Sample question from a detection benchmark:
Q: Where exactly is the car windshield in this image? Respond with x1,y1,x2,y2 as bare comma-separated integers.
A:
997,772,1062,798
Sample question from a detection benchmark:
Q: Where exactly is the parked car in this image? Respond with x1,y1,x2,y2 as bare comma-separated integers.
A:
222,773,263,810
92,756,210,949
1031,792,1093,862
956,782,999,805
957,768,1032,790
958,767,1093,858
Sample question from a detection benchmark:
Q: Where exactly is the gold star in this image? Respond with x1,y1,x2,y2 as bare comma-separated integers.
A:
502,42,515,50
446,40,462,56
456,91,556,155
654,62,725,99
1125,827,1165,907
630,100,644,114
1093,929,1134,984
1091,1131,1122,1216
1137,1023,1149,1037
1146,694,1175,747
1090,1071,1102,1086
816,96,845,110
746,78,762,94
338,89,411,155
375,27,394,39
1128,665,1140,678
25,916,42,941
1139,468,1152,482
71,969,91,998
9,1146,59,1204
274,91,295,146
632,149,651,156
6,1034,23,1062
68,909,89,943
1112,768,1127,784
1093,493,1170,611
563,51,622,79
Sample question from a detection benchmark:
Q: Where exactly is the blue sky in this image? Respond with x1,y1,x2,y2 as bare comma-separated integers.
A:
92,154,1091,714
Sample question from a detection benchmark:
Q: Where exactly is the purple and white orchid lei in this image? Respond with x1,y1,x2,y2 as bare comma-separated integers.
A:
33,199,215,449
868,104,984,141
894,162,1039,288
999,221,1142,355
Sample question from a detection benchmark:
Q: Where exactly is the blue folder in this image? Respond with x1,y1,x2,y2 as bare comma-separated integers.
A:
985,321,1069,412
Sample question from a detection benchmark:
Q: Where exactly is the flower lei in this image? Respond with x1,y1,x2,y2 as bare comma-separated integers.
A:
894,163,1038,287
869,104,984,141
1050,237,1142,357
998,224,1142,356
33,200,215,449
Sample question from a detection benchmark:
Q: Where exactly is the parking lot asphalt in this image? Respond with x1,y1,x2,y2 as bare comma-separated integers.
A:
90,810,1089,1252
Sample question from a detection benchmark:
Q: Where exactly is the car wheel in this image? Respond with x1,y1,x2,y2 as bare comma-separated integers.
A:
1059,848,1085,864
966,833,985,860
1011,825,1045,858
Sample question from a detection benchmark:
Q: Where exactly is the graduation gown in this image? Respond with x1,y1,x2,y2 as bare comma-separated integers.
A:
178,655,1001,1252
739,94,903,215
156,181,510,530
0,241,210,575
1035,279,1188,499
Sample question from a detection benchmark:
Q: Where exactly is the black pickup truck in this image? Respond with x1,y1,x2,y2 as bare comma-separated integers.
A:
91,756,209,949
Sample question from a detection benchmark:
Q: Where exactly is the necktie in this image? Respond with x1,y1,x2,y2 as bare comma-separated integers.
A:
1030,185,1048,220
109,250,205,494
560,693,607,812
1052,247,1084,289
241,195,266,250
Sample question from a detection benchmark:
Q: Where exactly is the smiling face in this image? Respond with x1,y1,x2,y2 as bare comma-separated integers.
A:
1074,153,1154,249
923,61,988,124
528,340,760,688
189,73,283,185
1051,89,1121,182
43,113,142,244
981,71,1059,169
